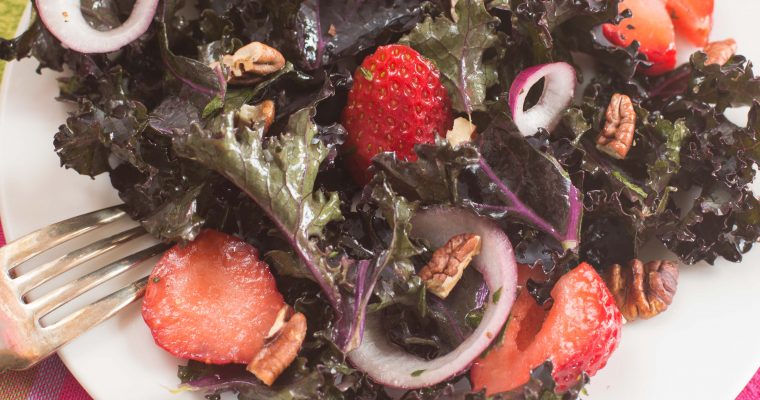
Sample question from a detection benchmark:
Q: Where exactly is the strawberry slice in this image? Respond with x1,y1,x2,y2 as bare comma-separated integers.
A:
517,263,547,287
471,263,623,394
666,0,713,46
142,230,285,364
342,44,452,184
603,0,677,76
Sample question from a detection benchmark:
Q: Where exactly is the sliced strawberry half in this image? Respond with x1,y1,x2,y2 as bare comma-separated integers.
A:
603,0,677,75
666,0,713,46
142,230,285,364
471,263,623,394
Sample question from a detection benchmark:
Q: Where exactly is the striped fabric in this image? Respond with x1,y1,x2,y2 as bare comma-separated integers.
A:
0,1,758,399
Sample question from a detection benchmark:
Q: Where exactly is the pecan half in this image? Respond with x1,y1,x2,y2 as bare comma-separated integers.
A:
605,259,679,321
704,38,737,66
596,93,636,159
418,233,482,299
247,306,307,386
446,117,477,147
212,42,286,85
237,100,275,132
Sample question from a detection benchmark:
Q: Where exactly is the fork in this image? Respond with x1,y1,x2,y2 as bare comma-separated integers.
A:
0,205,169,372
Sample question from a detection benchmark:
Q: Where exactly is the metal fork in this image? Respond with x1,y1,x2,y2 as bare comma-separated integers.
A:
0,205,168,372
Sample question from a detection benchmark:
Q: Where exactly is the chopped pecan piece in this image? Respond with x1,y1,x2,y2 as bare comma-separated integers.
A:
446,117,477,147
596,93,636,159
211,42,286,85
704,38,737,66
247,306,307,386
605,259,679,321
237,100,275,132
418,233,482,299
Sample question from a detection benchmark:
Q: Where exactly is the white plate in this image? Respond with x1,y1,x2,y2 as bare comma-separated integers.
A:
2,3,760,400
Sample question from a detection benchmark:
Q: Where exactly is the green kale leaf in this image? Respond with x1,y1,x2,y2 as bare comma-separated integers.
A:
174,105,344,309
400,0,501,114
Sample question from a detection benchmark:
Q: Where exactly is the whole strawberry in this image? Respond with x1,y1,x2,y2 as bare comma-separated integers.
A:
342,44,453,183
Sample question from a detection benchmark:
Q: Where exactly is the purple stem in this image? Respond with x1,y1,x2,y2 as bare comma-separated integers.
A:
158,6,222,98
477,158,581,249
648,67,691,99
477,158,562,242
339,259,371,350
161,59,219,97
226,176,341,308
213,65,227,99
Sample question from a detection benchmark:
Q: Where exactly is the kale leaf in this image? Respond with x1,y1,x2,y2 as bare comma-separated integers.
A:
400,0,501,114
375,114,584,254
53,99,113,177
173,105,346,317
268,0,425,70
173,104,422,353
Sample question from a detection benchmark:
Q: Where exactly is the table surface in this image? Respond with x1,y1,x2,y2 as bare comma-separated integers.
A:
0,1,758,399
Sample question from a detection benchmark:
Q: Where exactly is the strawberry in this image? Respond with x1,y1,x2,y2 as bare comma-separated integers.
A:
517,263,548,287
342,44,452,184
603,0,677,76
666,0,713,46
142,230,285,364
471,263,623,394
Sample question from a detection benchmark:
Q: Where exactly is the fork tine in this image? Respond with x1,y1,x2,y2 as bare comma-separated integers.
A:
13,227,147,295
2,205,127,270
29,243,168,319
42,276,149,351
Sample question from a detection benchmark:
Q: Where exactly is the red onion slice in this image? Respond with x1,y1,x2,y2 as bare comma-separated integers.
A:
347,207,517,389
508,62,576,136
36,0,159,53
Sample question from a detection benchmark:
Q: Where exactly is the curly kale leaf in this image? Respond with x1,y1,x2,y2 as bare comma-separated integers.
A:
174,106,419,352
686,52,760,112
0,16,66,72
178,359,323,400
53,99,112,177
400,0,501,114
507,0,621,66
563,73,760,266
638,110,689,195
174,105,344,307
268,0,424,70
158,23,225,98
374,114,583,255
201,62,296,118
657,103,760,263
335,176,424,351
472,115,583,250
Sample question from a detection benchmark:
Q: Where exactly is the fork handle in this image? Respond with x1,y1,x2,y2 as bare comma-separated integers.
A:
0,313,48,372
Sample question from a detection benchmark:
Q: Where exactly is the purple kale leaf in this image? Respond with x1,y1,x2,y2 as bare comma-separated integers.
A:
373,114,583,253
268,0,424,70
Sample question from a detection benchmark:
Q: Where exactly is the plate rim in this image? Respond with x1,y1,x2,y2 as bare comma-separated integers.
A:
0,5,102,399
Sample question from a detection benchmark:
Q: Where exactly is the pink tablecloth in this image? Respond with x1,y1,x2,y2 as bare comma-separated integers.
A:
0,221,759,399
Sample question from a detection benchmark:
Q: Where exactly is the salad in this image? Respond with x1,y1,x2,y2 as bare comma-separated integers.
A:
2,0,759,398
